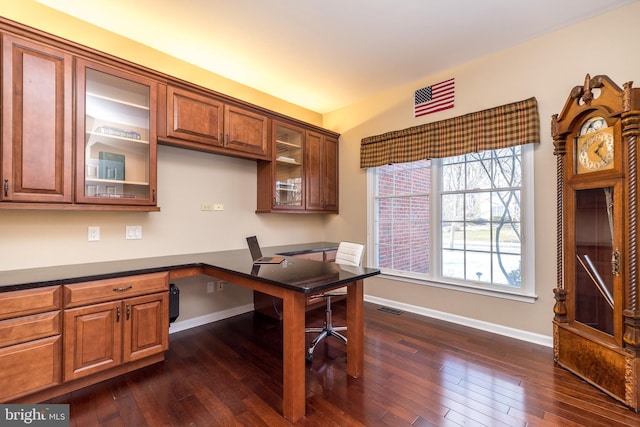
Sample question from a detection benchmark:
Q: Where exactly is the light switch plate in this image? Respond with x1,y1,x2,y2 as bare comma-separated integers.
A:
126,225,142,240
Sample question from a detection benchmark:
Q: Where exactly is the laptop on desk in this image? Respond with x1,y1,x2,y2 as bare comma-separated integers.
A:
246,236,285,264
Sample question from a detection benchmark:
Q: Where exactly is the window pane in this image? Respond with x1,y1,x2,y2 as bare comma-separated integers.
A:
493,150,522,188
442,249,464,279
465,192,491,222
442,222,464,250
442,163,465,191
374,158,430,275
466,160,491,189
465,251,491,282
492,253,521,287
442,194,464,221
411,165,431,193
493,190,521,222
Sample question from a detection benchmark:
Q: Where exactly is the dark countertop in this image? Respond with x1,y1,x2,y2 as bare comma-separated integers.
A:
0,242,378,294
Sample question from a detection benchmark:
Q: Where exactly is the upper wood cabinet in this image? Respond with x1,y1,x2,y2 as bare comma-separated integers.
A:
257,121,339,213
224,104,269,158
305,131,338,213
75,59,158,207
0,18,338,212
159,85,270,160
164,85,223,146
1,34,73,203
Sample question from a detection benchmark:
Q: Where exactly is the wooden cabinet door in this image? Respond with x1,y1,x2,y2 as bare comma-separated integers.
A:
64,301,122,380
0,336,62,401
123,292,168,362
224,105,269,158
321,135,339,212
305,131,339,212
166,85,223,146
1,34,73,203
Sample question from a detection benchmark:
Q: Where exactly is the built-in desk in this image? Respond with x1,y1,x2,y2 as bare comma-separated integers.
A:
254,242,340,318
0,244,379,422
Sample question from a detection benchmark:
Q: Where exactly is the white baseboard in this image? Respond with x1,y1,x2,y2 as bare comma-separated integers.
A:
364,295,553,348
169,303,255,334
168,298,553,348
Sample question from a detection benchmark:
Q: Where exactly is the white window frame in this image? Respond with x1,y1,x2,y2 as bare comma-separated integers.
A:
366,144,536,303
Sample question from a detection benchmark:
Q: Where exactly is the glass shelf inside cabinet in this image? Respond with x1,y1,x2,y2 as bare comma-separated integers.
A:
274,125,303,207
83,68,151,201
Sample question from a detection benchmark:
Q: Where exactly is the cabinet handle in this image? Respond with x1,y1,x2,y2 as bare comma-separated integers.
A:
152,189,156,203
112,285,133,292
3,180,7,197
116,305,121,322
126,304,131,320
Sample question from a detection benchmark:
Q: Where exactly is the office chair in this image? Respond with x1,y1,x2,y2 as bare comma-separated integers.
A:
305,241,365,362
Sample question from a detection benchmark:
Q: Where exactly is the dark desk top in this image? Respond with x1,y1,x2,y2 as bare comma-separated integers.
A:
0,242,380,294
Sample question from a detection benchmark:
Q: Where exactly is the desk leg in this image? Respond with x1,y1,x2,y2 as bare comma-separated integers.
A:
281,290,306,422
346,279,364,378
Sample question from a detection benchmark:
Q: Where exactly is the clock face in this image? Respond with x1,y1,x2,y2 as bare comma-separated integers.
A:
579,116,607,136
576,126,614,173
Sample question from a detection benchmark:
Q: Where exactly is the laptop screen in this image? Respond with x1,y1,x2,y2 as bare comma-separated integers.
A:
246,236,263,261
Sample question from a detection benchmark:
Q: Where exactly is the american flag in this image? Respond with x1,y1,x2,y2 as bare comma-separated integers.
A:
414,78,455,117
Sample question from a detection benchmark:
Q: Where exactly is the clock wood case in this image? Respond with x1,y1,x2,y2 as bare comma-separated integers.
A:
552,74,640,412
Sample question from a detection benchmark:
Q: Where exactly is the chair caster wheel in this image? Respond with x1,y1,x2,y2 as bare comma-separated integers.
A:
306,353,313,363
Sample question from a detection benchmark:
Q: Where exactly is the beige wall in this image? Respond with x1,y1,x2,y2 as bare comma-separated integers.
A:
324,2,640,339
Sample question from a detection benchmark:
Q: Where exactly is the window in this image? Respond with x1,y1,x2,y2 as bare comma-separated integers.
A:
369,145,535,300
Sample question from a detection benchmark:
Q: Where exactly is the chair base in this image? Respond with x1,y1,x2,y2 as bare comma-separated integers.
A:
305,295,347,362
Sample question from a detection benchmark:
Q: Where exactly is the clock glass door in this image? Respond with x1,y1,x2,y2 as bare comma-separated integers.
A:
574,187,615,335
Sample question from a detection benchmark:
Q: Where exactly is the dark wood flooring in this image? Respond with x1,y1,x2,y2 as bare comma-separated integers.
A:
49,302,640,426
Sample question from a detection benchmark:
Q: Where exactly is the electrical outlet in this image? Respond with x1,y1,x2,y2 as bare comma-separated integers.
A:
88,226,100,242
213,203,224,211
217,281,225,291
206,281,215,293
201,203,214,211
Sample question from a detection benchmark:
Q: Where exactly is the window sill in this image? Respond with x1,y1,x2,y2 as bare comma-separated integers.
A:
379,271,538,303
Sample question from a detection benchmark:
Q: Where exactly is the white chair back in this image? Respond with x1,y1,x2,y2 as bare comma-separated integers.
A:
334,241,365,266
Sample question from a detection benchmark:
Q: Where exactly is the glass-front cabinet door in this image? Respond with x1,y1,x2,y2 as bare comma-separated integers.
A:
273,122,304,210
75,59,157,206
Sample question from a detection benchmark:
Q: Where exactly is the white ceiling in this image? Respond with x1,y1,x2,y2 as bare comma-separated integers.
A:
36,0,637,113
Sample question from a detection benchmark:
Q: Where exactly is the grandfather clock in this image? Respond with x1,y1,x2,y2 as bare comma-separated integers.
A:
552,74,640,410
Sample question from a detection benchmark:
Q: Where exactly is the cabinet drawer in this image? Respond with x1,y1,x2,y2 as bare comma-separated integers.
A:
0,286,61,321
0,311,61,348
64,272,168,308
0,335,62,401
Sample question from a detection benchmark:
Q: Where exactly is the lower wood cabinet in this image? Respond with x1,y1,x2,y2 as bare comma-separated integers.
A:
64,292,168,381
0,272,169,402
63,273,169,381
0,286,62,401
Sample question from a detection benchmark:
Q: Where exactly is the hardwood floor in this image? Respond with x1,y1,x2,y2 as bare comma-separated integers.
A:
49,302,640,426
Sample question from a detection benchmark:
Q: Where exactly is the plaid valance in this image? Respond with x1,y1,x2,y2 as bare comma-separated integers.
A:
360,97,540,168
